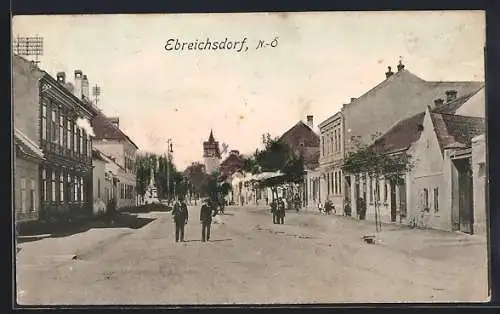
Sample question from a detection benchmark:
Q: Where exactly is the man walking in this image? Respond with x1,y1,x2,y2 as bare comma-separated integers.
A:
200,199,213,242
172,197,189,242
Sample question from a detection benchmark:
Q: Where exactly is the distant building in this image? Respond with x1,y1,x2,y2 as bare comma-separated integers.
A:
203,130,221,174
219,150,245,178
278,115,320,207
13,55,98,224
91,112,139,209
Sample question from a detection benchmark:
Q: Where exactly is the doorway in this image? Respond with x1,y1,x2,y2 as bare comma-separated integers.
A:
398,181,407,222
452,157,474,234
390,182,397,222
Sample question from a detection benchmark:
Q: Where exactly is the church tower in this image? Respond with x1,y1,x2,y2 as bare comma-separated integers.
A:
203,130,221,174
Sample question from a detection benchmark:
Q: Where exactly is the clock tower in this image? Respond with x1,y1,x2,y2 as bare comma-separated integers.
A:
203,130,221,174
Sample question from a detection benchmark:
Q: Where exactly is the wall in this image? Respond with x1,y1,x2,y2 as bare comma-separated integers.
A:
472,134,487,235
204,157,220,174
343,70,482,153
94,140,124,165
92,158,106,215
408,110,451,231
12,56,42,142
455,88,485,118
15,157,40,222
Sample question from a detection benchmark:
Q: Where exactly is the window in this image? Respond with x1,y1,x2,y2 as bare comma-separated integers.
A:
67,174,71,202
88,135,92,158
59,114,64,147
334,172,338,195
433,188,439,212
97,178,101,198
423,188,429,210
41,104,47,140
338,171,342,194
20,178,27,212
73,126,78,153
383,181,388,202
42,169,47,202
327,173,330,195
321,137,325,156
51,108,57,143
82,130,87,158
330,133,334,154
80,177,84,202
369,177,373,202
78,129,85,155
30,180,36,211
67,119,71,149
51,172,56,202
333,130,337,152
60,173,64,202
74,176,78,201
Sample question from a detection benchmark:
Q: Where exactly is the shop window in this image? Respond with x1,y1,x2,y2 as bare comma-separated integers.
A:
42,169,47,202
60,173,64,202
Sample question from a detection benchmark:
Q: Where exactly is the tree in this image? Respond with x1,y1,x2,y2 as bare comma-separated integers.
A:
252,135,306,202
184,162,209,203
341,135,412,232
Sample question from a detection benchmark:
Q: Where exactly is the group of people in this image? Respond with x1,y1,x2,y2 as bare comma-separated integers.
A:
270,198,286,224
170,197,217,243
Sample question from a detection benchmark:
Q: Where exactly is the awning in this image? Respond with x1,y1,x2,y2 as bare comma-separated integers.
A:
248,171,284,182
14,128,44,160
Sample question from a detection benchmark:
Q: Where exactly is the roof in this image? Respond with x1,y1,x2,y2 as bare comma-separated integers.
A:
91,111,139,149
279,121,320,148
91,148,108,162
14,128,44,160
369,112,426,154
432,88,484,114
430,112,486,150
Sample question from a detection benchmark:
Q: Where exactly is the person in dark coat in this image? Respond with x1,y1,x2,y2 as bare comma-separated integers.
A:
200,199,214,242
172,197,189,242
277,198,285,224
270,200,278,224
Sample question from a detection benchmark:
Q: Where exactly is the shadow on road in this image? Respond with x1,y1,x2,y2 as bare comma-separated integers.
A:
17,213,156,243
120,204,172,214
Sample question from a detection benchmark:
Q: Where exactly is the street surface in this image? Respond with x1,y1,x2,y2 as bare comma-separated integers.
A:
16,205,489,305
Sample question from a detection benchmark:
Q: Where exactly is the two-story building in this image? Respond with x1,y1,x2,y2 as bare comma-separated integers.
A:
13,55,98,224
317,111,345,211
91,112,139,209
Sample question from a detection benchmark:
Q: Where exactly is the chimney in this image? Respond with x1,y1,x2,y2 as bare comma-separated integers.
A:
397,60,405,72
445,90,458,103
385,66,394,79
108,117,119,128
73,70,83,99
82,74,90,101
56,72,66,84
350,97,357,103
434,98,444,107
306,115,314,129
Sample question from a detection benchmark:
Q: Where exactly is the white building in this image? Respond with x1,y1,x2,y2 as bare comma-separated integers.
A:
91,113,139,209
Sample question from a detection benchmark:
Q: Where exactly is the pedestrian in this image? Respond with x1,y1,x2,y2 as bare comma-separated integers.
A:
277,198,285,224
172,197,189,242
270,200,278,224
200,198,213,242
317,201,323,213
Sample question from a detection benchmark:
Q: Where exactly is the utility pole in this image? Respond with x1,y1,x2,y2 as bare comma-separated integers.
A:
166,139,173,204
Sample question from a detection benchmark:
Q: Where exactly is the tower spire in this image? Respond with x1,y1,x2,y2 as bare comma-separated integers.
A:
208,129,215,142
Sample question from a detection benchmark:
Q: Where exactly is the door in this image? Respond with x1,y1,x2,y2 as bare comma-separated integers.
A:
390,182,397,222
455,158,474,234
398,182,407,220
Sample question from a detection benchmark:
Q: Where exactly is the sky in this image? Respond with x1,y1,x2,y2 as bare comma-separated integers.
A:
12,11,485,170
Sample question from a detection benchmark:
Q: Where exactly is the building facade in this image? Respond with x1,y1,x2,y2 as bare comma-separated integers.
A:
321,61,483,217
14,128,45,223
91,112,139,209
317,111,344,211
203,130,221,174
13,56,97,223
